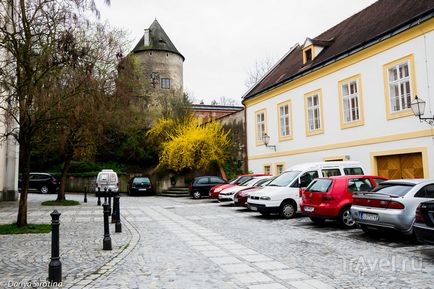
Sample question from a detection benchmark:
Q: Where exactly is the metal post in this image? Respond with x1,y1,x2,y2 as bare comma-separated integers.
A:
108,189,112,216
104,187,107,203
115,194,122,233
102,203,112,250
84,187,88,203
48,210,62,283
97,187,101,206
111,193,118,223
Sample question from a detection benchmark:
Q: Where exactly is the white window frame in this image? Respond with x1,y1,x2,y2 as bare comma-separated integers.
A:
255,109,266,145
388,61,411,113
277,101,292,141
306,93,322,134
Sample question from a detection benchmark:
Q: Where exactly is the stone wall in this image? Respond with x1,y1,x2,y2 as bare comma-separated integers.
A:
135,50,183,92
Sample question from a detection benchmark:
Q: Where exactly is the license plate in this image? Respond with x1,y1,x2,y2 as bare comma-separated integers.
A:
249,205,257,211
138,188,147,191
360,212,379,221
304,206,314,212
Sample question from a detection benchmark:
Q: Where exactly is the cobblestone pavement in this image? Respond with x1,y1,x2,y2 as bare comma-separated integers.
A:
0,194,433,289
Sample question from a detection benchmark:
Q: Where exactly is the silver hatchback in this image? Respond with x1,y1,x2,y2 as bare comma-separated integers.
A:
351,179,434,234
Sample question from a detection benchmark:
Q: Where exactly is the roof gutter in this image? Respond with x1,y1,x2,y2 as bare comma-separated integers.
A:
242,9,434,104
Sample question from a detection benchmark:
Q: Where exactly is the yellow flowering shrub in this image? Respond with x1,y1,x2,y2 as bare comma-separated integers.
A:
158,116,230,172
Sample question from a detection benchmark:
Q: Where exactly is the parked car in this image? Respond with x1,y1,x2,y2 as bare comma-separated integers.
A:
301,175,387,228
127,176,153,196
351,179,434,234
209,173,270,199
414,200,434,244
189,176,227,199
234,178,274,207
95,169,119,195
19,172,60,194
247,161,364,219
218,176,272,202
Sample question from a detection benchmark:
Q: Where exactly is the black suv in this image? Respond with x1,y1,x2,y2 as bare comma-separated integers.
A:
189,176,227,199
127,176,153,196
19,173,60,194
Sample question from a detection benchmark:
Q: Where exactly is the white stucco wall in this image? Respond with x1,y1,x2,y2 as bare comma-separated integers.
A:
245,27,434,176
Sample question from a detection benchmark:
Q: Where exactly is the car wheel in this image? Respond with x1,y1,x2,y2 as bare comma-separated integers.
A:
192,191,201,199
309,216,325,224
40,186,49,194
279,201,296,219
338,207,356,229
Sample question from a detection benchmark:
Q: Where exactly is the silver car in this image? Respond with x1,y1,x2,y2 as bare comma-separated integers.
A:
351,179,434,234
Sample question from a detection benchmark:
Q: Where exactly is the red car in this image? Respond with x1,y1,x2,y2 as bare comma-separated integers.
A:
209,173,270,199
234,177,273,207
301,175,387,228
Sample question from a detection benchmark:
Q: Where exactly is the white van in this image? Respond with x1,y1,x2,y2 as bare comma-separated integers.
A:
96,169,119,193
247,161,364,219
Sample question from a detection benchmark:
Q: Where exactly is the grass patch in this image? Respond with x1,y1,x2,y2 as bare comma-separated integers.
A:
0,223,51,235
41,200,80,206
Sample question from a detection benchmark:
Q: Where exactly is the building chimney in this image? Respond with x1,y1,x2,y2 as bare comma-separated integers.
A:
144,29,150,46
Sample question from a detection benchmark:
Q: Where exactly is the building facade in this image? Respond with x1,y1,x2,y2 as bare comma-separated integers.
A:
243,0,434,178
0,2,19,201
192,104,243,123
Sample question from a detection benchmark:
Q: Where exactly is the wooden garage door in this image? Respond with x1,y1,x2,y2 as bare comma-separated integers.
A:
376,153,423,179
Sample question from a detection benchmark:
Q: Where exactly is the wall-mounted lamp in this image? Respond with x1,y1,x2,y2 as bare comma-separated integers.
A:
411,96,434,125
263,133,276,152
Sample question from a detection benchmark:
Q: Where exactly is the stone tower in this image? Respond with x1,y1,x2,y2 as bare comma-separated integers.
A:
131,19,184,94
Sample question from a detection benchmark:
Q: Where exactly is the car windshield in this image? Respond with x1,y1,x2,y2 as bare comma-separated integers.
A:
253,178,270,186
229,177,241,184
370,183,415,197
306,179,332,193
267,171,301,187
240,178,257,186
134,177,150,184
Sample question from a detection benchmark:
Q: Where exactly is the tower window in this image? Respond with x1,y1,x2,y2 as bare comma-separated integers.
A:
161,78,171,89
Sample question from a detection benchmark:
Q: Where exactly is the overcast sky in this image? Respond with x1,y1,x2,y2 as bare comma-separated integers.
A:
97,0,377,105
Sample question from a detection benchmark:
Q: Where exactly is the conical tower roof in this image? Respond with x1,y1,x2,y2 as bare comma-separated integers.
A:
132,19,184,61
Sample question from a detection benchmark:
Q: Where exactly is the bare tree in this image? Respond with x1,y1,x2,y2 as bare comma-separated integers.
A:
0,0,111,227
244,56,276,89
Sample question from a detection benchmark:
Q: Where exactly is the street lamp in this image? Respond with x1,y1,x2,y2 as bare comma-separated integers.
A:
263,133,276,151
411,96,433,125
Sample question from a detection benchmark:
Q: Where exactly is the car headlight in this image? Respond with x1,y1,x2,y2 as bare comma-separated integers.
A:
260,196,271,200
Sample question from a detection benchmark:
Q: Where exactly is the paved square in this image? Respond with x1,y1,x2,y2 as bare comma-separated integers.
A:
0,194,432,289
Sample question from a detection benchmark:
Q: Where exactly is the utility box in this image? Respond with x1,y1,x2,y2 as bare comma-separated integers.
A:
96,169,119,194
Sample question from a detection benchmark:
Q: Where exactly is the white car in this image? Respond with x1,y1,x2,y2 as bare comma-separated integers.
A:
96,169,119,193
218,176,272,202
247,161,364,219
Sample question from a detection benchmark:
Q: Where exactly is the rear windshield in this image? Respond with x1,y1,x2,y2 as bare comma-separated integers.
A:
306,179,333,193
134,177,150,184
371,183,415,197
268,171,301,187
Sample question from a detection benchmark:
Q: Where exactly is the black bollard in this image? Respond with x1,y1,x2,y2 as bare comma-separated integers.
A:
48,210,62,283
102,203,112,250
97,188,101,206
115,194,122,233
84,187,88,203
104,187,108,203
111,193,118,224
108,189,112,216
